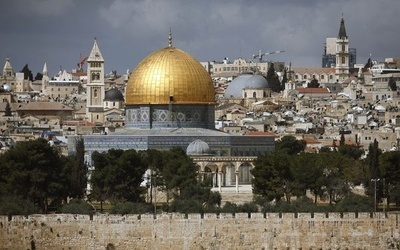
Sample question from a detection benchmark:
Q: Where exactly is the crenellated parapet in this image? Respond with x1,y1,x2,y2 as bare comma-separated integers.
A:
0,212,398,249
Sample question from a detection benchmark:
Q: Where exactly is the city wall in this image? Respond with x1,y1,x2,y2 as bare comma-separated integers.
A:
0,212,399,250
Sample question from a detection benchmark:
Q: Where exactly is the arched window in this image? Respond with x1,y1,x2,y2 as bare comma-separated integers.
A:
253,92,256,98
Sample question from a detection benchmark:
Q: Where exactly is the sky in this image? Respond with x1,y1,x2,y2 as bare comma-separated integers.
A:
1,0,399,77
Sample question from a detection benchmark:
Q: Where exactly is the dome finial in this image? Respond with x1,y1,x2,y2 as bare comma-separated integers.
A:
168,28,172,47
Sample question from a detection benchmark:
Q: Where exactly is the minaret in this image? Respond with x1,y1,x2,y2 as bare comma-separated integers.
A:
3,57,14,78
42,63,49,94
335,16,350,81
86,39,105,123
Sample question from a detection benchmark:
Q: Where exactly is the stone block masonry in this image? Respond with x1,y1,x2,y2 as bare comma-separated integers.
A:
0,212,399,249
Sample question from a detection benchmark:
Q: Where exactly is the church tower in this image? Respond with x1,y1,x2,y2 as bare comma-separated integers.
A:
86,39,105,124
3,57,14,78
335,16,350,81
2,57,16,91
41,63,49,94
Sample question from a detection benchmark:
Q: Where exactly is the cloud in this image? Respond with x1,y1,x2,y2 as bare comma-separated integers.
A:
1,0,399,76
7,0,75,16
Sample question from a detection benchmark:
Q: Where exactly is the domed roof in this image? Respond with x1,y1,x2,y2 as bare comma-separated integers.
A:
186,139,211,155
224,73,269,98
105,88,124,101
125,46,215,105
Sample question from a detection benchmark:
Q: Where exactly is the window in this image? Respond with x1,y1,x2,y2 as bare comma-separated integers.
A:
253,92,256,98
341,56,345,64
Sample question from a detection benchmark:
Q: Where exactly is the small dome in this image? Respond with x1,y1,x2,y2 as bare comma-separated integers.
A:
224,73,269,98
104,88,124,101
186,139,210,155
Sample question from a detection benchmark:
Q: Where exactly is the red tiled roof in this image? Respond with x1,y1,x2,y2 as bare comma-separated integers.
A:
292,67,335,75
297,87,330,94
303,137,321,144
17,102,74,111
71,71,87,77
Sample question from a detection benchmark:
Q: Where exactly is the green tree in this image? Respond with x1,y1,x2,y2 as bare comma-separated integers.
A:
388,76,397,91
340,134,345,146
281,68,288,91
34,72,43,81
338,144,364,160
251,152,297,202
20,64,33,81
0,195,38,215
169,182,221,213
292,153,325,203
364,58,373,69
60,199,93,215
65,137,87,199
266,63,282,92
161,147,198,202
379,151,400,206
140,149,165,204
90,149,148,207
320,153,352,204
307,76,320,88
4,101,12,117
275,135,306,155
0,138,65,213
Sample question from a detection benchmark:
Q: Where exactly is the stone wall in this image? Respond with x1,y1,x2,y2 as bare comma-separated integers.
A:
1,212,399,250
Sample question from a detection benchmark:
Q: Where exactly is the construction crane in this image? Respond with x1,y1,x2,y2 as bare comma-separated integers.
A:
253,50,285,62
77,54,88,72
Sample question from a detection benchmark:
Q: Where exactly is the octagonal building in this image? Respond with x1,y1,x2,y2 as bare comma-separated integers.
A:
73,34,275,189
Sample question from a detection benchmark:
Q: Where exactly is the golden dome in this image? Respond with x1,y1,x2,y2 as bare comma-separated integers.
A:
125,46,215,105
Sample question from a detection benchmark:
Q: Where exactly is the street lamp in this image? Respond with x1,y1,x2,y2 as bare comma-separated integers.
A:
371,178,380,212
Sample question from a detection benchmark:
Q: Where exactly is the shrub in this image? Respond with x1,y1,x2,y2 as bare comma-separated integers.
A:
111,202,153,215
0,195,38,215
60,199,93,215
335,193,373,212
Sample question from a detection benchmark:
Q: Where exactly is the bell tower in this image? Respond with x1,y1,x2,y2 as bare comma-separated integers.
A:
335,16,350,81
86,39,105,124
